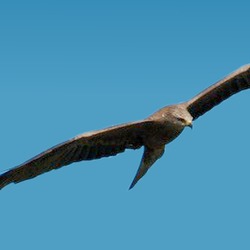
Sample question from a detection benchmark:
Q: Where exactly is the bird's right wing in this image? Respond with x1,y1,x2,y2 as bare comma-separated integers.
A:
186,64,250,120
0,119,154,189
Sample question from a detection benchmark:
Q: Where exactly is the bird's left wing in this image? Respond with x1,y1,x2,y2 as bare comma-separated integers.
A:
186,64,250,120
0,120,154,190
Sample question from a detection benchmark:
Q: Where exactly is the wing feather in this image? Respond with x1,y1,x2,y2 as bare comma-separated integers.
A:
186,64,250,120
0,120,153,189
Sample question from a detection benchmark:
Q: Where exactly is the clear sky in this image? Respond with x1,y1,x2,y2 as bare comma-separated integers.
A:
1,0,250,249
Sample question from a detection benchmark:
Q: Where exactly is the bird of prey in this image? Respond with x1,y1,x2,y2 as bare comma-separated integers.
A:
0,65,250,190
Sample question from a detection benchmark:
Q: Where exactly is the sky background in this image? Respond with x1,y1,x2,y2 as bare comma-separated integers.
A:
1,0,250,249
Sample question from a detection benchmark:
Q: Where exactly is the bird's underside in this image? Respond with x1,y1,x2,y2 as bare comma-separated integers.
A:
0,64,250,190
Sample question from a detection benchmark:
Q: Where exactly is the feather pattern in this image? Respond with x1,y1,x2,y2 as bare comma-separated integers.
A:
186,65,250,120
0,120,153,189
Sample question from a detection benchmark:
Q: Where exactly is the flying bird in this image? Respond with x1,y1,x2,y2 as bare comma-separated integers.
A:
0,65,250,190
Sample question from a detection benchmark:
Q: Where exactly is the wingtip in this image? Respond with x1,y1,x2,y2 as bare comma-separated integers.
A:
0,170,13,190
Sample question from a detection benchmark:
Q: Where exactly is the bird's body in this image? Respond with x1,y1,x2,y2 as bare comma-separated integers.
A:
0,64,250,190
132,105,188,150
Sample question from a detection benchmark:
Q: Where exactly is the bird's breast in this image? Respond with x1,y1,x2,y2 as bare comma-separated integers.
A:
142,120,184,148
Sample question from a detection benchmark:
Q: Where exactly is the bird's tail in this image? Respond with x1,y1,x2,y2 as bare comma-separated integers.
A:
129,146,165,189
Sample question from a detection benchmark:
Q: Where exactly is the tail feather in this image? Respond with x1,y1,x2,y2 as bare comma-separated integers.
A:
129,146,165,189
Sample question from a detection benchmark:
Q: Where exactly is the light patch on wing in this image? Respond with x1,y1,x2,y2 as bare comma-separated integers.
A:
74,130,98,139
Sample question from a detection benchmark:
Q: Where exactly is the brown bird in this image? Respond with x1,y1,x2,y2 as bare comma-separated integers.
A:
0,65,250,190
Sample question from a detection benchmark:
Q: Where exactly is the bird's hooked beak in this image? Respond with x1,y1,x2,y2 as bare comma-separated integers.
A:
185,120,193,129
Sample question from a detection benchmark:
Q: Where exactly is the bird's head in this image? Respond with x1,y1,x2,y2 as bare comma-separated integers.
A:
149,104,193,129
175,115,193,129
170,105,193,129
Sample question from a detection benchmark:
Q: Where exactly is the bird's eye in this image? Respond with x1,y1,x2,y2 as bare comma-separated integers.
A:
176,117,186,123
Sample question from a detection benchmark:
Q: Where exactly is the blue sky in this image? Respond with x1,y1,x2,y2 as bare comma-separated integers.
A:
1,0,250,249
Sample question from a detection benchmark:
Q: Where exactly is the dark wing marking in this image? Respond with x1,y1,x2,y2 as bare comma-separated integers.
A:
186,64,250,120
0,120,153,189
